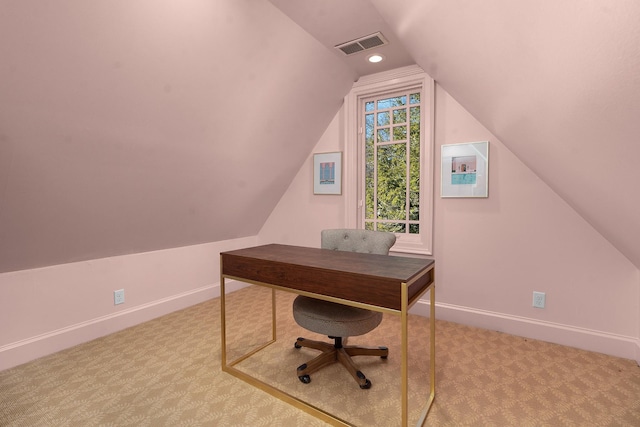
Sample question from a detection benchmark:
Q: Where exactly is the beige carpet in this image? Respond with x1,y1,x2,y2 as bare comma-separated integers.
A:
1,285,639,426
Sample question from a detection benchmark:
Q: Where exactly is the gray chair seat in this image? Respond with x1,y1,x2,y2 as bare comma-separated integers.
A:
293,296,383,338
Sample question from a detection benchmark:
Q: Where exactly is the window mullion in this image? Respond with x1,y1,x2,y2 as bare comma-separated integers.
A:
405,116,411,229
373,107,378,230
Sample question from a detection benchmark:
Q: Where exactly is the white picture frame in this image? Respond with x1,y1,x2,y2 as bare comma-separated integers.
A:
313,151,342,195
441,141,489,198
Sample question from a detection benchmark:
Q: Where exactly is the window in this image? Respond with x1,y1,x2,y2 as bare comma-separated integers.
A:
363,90,421,234
344,66,434,255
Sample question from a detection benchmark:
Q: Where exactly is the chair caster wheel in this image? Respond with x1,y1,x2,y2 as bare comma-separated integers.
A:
294,342,301,349
380,346,388,359
360,379,372,389
298,375,311,384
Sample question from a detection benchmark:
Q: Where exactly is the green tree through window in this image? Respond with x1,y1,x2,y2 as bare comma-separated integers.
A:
363,91,421,234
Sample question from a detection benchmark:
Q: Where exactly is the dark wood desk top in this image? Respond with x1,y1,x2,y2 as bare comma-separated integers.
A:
221,244,434,311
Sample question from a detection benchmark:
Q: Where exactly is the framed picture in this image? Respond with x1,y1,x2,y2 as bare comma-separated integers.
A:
441,141,489,198
313,151,342,195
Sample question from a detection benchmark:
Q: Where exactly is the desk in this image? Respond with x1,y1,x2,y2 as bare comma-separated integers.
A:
220,244,435,426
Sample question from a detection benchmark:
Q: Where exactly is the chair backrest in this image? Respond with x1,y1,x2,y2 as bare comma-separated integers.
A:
321,229,396,255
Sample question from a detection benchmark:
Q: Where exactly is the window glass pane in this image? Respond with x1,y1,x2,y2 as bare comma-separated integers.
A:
393,126,407,141
365,130,375,220
377,128,390,142
378,223,406,233
409,161,420,221
377,96,406,109
365,114,374,141
377,144,406,220
393,108,406,124
409,198,420,221
361,86,426,246
409,106,420,220
377,112,390,126
410,106,420,131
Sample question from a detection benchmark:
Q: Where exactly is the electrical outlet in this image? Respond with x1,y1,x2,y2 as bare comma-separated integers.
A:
114,289,125,305
533,291,545,309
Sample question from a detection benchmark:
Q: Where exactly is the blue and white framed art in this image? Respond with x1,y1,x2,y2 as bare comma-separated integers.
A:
441,141,489,198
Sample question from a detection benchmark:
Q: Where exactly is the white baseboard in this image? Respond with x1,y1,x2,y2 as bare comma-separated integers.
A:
0,280,249,372
410,300,639,362
4,284,636,371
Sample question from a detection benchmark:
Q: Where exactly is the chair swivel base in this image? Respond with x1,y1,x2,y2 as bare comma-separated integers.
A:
294,336,388,389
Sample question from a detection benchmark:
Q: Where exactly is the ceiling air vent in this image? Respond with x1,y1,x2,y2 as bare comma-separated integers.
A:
335,32,388,56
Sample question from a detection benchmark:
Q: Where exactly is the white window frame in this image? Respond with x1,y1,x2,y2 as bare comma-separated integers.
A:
344,65,434,255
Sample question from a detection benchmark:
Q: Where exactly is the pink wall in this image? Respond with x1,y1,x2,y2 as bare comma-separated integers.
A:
260,83,640,362
0,236,257,371
260,112,346,246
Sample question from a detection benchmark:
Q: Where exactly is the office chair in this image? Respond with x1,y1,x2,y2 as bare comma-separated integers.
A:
293,229,396,389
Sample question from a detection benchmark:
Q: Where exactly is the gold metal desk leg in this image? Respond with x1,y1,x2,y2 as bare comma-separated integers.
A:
271,288,277,340
221,281,278,370
416,285,436,426
430,286,436,401
220,272,227,369
401,283,409,426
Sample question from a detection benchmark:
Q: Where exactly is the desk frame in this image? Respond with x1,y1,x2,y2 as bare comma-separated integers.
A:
220,245,435,427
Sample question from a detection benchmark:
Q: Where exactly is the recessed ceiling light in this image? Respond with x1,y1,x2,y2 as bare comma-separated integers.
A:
368,54,384,63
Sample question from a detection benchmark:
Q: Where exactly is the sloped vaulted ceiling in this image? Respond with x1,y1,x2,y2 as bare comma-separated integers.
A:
2,0,639,273
0,0,355,273
371,0,640,268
